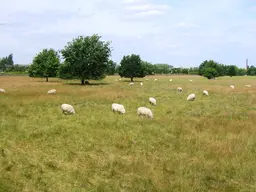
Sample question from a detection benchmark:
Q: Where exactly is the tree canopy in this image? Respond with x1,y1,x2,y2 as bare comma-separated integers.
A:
28,48,60,82
118,54,146,82
60,34,112,85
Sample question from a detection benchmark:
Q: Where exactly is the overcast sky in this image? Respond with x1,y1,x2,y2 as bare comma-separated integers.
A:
0,0,255,68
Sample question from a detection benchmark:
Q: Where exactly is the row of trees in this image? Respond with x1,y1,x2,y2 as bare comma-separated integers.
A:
1,34,256,83
198,60,256,79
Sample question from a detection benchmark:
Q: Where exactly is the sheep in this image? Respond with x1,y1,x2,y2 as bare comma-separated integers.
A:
203,90,209,96
140,82,143,86
129,82,134,86
0,88,6,93
47,89,56,94
146,79,149,81
177,87,182,92
137,107,153,119
169,79,173,82
61,104,75,115
154,78,158,81
149,97,156,106
112,103,126,114
245,85,251,87
119,78,122,81
189,80,193,82
187,93,196,101
230,85,235,89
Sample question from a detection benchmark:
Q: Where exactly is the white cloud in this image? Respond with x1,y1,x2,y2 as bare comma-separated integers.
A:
0,0,256,67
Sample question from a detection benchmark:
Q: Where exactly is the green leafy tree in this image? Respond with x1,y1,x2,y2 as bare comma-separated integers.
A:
60,34,112,85
106,60,117,75
203,67,218,79
119,54,146,82
28,48,60,82
247,66,256,76
227,65,238,77
142,61,154,75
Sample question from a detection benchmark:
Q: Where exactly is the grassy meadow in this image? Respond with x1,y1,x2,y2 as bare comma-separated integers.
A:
0,75,256,192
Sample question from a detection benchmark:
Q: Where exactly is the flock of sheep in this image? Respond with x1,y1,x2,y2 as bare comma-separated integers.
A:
0,78,253,120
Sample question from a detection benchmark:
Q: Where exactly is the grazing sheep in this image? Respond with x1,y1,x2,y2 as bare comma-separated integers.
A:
245,85,251,87
140,82,143,86
119,78,121,81
154,78,158,81
177,87,183,92
187,93,196,101
230,85,235,89
189,80,193,82
137,107,153,119
112,103,126,114
169,79,173,82
146,79,149,81
61,104,75,115
0,88,6,93
47,89,56,94
129,82,134,86
149,97,156,106
203,90,209,96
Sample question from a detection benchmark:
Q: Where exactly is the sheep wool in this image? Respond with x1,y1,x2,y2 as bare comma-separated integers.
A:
61,104,75,115
129,82,134,86
203,90,209,96
230,85,235,89
112,103,126,114
149,97,156,106
137,107,153,119
47,89,57,94
0,88,6,93
177,87,183,92
169,79,173,82
140,82,143,86
187,93,196,101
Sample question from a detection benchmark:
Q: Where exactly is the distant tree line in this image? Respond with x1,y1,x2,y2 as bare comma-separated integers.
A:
198,60,256,79
1,34,256,82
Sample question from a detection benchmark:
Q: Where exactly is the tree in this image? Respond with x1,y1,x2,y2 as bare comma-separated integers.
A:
247,66,256,76
118,54,146,82
28,48,60,82
227,65,238,77
142,61,154,75
202,67,218,79
106,60,116,75
60,34,112,85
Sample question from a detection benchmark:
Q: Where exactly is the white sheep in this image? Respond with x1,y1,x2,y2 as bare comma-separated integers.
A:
112,103,126,114
140,82,143,86
47,89,56,94
187,93,196,101
0,88,6,93
137,107,153,119
245,85,251,87
61,104,75,115
149,97,156,106
169,79,173,82
230,85,235,89
189,80,193,82
146,79,149,81
177,87,183,92
203,90,209,96
119,78,122,81
129,82,134,86
154,78,158,81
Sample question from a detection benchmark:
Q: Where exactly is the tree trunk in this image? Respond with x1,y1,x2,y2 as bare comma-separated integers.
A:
81,79,85,85
131,77,134,82
46,77,48,82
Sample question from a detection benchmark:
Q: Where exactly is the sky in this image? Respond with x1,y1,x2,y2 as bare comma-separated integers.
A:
0,0,256,68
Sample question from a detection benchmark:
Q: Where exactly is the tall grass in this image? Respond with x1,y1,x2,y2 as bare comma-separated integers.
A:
0,75,256,192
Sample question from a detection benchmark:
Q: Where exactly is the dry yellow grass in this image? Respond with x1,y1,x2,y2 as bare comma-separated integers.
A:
0,75,256,192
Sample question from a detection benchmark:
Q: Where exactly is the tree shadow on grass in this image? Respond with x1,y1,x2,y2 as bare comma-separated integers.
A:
65,82,110,86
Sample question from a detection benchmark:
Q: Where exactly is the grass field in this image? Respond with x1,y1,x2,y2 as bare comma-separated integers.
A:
0,75,256,192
